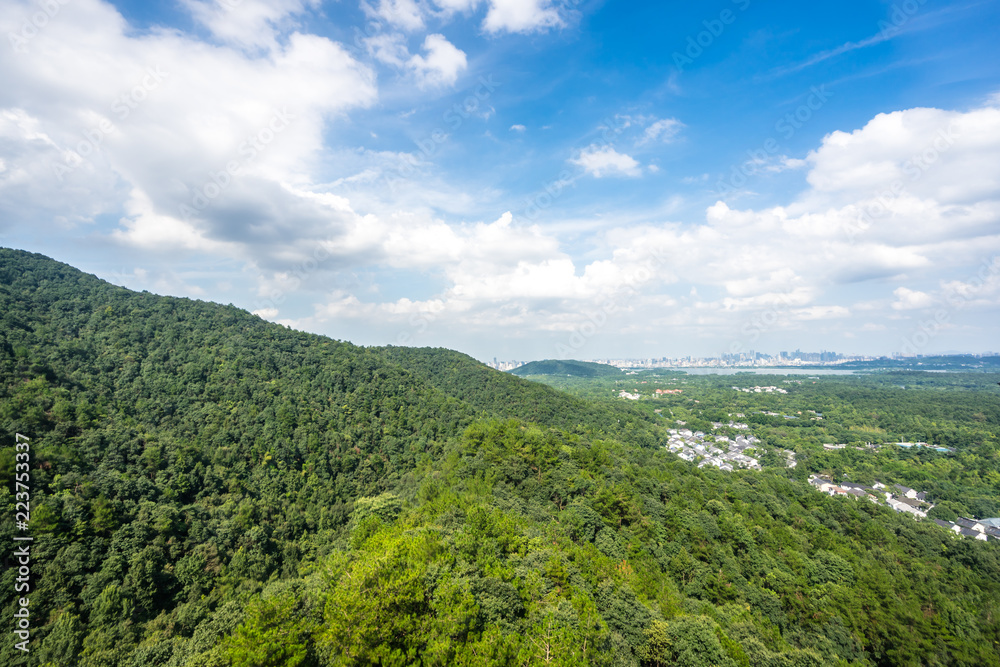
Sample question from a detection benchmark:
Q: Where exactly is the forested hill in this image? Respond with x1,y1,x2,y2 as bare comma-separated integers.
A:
378,347,654,438
379,346,602,428
511,358,623,378
2,248,1000,667
0,248,650,501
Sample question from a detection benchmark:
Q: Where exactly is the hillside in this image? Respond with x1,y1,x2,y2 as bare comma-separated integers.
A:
2,248,1000,667
378,347,656,442
511,358,624,378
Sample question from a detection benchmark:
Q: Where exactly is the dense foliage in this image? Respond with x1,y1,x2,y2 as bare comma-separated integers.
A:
2,249,999,666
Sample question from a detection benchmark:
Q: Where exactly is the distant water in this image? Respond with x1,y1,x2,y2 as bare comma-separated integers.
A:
662,368,858,376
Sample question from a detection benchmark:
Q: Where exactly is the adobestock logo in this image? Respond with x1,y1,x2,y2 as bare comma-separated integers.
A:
179,108,295,221
716,85,833,196
843,121,960,244
52,65,170,182
8,0,70,54
382,75,500,193
672,0,752,73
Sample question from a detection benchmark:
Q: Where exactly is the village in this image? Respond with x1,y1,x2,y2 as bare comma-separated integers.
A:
732,385,788,394
664,422,797,472
662,420,998,544
625,377,995,545
808,475,1000,542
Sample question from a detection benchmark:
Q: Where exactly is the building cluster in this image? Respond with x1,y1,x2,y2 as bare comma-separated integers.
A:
486,359,526,372
733,386,788,394
757,410,802,420
808,476,1000,541
713,421,749,431
664,427,794,472
821,441,955,453
934,517,1000,542
896,441,956,453
809,476,933,516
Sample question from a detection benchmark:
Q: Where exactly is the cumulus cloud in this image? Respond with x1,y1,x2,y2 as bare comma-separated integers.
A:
570,145,642,178
0,0,378,281
432,0,481,12
891,287,935,310
803,104,1000,206
939,257,1000,309
364,32,411,67
483,0,564,33
182,0,318,52
588,98,1000,348
0,107,121,227
407,34,467,88
363,0,566,34
791,305,851,320
365,0,426,31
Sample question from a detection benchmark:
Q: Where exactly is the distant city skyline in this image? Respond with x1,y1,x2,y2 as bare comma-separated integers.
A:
486,350,1000,371
1,0,998,361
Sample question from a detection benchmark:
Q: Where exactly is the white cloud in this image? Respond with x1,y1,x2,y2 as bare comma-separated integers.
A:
483,0,564,34
253,306,280,319
724,268,803,298
301,88,1000,343
305,209,672,337
182,0,318,52
0,107,121,227
803,104,1000,206
891,287,935,310
407,34,467,88
510,124,526,132
641,118,683,144
777,157,807,171
364,32,411,67
939,258,1000,309
792,305,851,320
549,97,1000,345
365,0,426,31
362,0,565,35
112,188,239,254
0,0,376,271
432,0,481,12
570,145,642,178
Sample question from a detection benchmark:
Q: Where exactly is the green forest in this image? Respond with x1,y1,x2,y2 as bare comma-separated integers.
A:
2,248,1000,667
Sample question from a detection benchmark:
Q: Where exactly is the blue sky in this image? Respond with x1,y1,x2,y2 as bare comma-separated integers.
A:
1,0,999,362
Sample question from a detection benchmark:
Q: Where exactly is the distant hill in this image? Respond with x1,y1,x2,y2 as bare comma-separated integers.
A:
510,358,622,378
378,347,593,428
377,347,655,438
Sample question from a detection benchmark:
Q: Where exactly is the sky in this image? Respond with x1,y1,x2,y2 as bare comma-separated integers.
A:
1,0,999,363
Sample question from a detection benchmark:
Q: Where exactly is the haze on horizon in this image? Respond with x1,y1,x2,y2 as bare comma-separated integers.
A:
1,0,998,363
